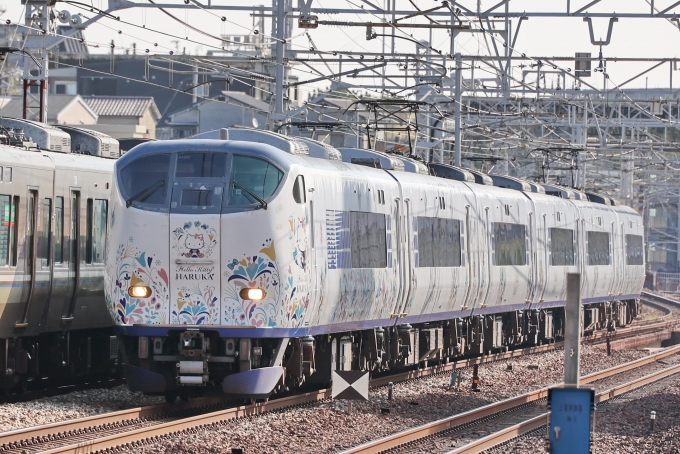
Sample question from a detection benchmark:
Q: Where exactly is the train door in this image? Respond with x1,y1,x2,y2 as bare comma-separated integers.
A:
169,182,222,325
15,189,38,328
62,190,80,321
462,205,477,310
307,184,318,318
391,197,404,319
391,196,413,321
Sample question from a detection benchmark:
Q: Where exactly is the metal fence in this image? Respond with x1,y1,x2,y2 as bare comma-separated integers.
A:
655,272,680,293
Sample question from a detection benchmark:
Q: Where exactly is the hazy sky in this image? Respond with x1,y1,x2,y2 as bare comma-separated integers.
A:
3,0,680,99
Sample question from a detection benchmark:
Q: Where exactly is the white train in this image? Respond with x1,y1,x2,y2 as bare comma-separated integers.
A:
106,129,645,400
0,118,121,392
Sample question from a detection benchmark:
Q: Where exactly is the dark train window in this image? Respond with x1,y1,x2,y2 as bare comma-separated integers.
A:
119,154,170,207
41,198,51,267
10,196,17,266
26,191,36,271
350,211,387,268
92,200,107,264
293,175,305,204
0,195,10,266
494,222,526,266
86,199,93,264
54,197,64,264
181,189,215,207
228,156,283,206
587,231,610,266
550,228,574,266
417,217,461,267
626,234,643,265
175,152,227,178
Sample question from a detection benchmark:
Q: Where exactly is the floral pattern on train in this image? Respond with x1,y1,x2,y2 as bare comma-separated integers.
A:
222,216,310,328
108,237,169,325
172,221,217,259
171,284,219,325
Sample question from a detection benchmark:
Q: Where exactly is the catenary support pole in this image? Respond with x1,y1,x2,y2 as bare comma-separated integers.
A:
275,0,285,115
564,273,581,386
454,52,462,167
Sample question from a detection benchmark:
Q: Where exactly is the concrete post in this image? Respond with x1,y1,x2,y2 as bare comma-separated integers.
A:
564,273,581,386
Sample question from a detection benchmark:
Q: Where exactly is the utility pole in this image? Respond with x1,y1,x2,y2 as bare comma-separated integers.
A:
22,0,53,122
454,52,462,167
274,0,285,116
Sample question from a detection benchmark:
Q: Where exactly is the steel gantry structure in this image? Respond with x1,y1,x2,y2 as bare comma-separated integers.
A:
7,0,680,271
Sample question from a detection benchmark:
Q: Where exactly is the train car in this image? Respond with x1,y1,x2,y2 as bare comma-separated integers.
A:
0,119,120,391
107,134,644,401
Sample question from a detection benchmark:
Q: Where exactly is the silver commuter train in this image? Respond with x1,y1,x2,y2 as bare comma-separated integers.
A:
107,129,645,400
0,118,120,391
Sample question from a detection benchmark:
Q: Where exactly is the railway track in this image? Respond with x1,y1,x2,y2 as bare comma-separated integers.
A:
641,291,680,317
0,322,673,454
340,345,680,454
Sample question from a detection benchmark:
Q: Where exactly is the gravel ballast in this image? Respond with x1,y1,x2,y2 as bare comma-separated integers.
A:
126,345,652,454
488,371,680,454
0,386,164,432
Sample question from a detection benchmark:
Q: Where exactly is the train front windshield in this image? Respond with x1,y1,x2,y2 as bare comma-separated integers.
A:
119,151,284,212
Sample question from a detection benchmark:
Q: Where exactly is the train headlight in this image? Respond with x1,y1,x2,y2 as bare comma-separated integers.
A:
239,287,266,301
128,285,152,298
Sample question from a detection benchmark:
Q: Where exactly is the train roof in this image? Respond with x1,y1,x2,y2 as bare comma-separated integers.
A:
115,139,302,173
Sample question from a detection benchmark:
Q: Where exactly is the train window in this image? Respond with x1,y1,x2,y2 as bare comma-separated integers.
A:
54,197,64,264
494,222,527,266
293,175,306,204
40,198,51,267
550,228,574,266
181,189,215,207
0,167,3,182
587,231,610,266
119,154,170,207
175,152,227,178
86,199,93,264
92,200,107,263
4,167,11,183
0,195,10,265
417,217,461,267
26,192,36,271
228,156,283,206
625,234,644,265
70,193,79,269
9,196,17,266
350,211,387,268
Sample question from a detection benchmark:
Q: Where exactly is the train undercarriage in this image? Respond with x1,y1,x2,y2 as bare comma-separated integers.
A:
120,299,640,402
0,329,120,392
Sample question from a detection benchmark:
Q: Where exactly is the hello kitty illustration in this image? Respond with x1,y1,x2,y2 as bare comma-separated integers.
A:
184,234,205,258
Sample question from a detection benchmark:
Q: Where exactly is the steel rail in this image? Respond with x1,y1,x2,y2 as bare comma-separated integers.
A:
1,322,675,453
340,344,680,454
447,361,680,454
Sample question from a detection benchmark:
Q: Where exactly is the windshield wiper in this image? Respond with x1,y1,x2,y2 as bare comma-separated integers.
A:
126,180,165,208
233,180,267,210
